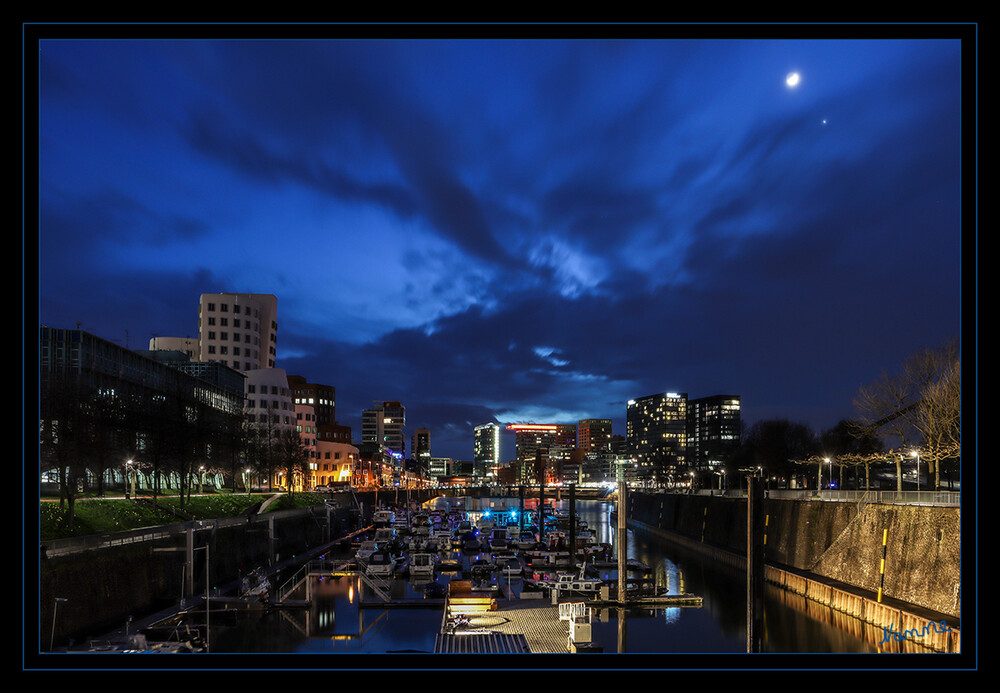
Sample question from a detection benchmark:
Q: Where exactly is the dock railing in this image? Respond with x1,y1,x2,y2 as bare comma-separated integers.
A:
275,558,353,603
558,601,589,622
359,569,392,602
698,489,959,506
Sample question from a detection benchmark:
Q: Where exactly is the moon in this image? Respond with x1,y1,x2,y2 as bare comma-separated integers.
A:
786,72,800,88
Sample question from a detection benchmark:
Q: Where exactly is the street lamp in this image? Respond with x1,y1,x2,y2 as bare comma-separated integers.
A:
125,459,137,499
911,450,921,491
199,465,205,495
50,597,67,650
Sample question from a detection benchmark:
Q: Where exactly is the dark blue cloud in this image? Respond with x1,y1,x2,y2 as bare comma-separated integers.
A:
36,32,968,459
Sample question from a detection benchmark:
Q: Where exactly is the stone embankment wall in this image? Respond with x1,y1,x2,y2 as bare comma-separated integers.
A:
39,489,449,649
39,503,358,649
626,492,960,618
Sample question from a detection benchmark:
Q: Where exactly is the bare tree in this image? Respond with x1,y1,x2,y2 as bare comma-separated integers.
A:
733,419,818,487
39,377,90,528
246,402,283,493
277,428,310,498
911,357,960,490
223,415,254,493
853,339,960,491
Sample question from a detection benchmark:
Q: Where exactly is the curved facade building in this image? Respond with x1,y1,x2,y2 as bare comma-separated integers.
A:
198,293,278,372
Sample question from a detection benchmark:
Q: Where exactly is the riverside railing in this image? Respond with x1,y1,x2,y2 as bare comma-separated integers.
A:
694,488,959,506
40,506,335,558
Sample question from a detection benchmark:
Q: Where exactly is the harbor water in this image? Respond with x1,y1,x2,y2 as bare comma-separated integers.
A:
197,497,904,657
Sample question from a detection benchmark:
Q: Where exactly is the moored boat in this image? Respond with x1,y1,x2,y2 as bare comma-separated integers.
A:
496,554,525,579
373,509,396,527
409,552,438,578
487,527,511,552
365,549,397,578
470,557,497,579
355,540,378,562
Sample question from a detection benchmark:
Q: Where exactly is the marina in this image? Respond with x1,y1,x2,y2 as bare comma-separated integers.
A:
90,494,943,658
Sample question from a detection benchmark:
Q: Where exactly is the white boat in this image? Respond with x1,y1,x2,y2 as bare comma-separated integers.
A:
470,558,497,579
373,510,396,527
240,568,271,600
410,513,432,536
514,528,538,551
355,540,378,562
373,527,397,550
432,530,453,552
487,527,511,552
409,552,437,578
497,555,525,579
537,572,604,594
365,549,397,577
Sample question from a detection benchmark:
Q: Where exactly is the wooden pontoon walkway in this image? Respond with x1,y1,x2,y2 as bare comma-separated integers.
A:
436,599,571,654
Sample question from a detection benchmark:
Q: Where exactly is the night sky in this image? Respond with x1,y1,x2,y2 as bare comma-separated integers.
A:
33,26,968,462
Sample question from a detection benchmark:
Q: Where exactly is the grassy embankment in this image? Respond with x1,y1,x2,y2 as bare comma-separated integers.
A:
39,491,329,542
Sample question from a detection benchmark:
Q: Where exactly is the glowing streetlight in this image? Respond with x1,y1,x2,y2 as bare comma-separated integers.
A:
125,459,137,499
911,450,921,491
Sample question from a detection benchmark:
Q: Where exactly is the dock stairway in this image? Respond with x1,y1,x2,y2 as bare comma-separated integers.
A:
275,558,392,604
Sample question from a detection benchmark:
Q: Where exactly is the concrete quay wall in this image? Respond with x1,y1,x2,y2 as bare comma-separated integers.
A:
38,489,453,649
626,492,961,619
39,504,358,649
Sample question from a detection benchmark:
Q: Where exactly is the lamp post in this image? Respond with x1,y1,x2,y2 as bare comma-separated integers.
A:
199,465,205,495
153,534,210,651
50,597,67,650
125,459,137,499
911,450,921,491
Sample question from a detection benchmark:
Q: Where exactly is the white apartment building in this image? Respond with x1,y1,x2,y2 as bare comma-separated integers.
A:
198,292,278,372
244,367,296,433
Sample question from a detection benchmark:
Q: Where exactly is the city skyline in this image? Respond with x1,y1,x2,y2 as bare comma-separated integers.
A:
33,25,969,461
